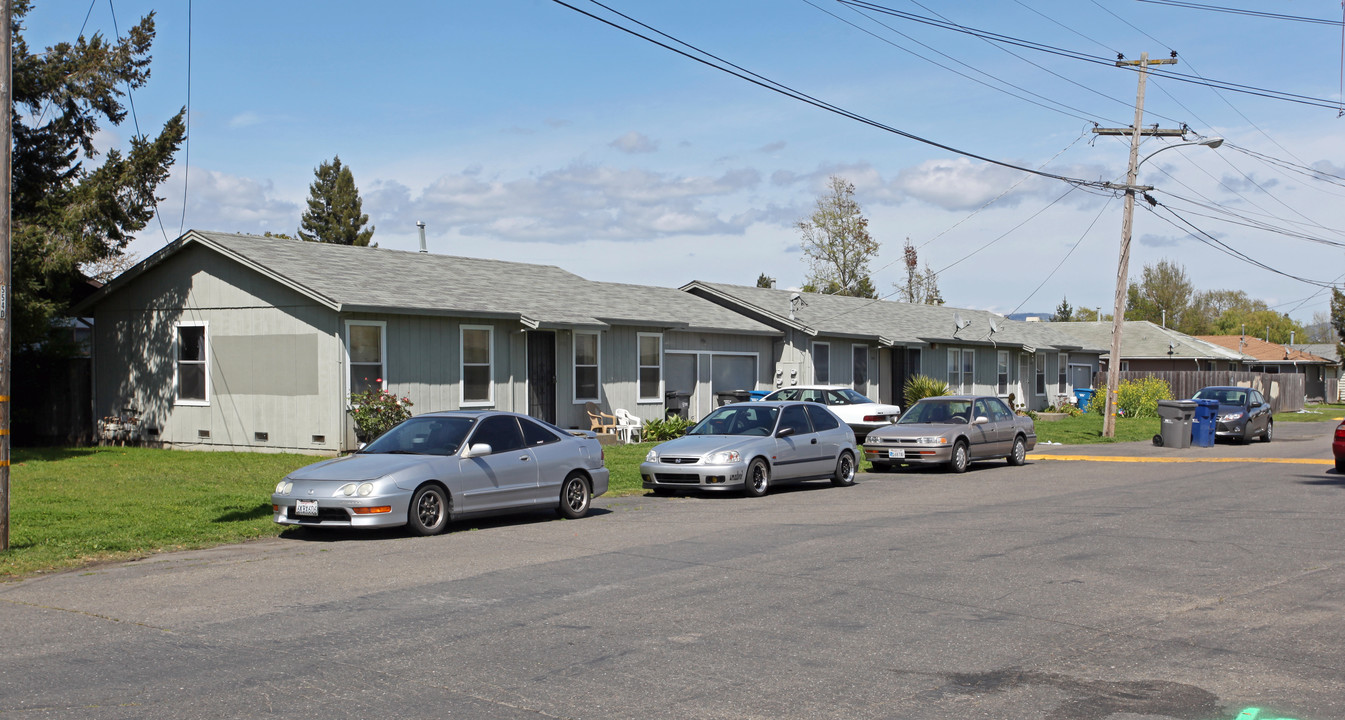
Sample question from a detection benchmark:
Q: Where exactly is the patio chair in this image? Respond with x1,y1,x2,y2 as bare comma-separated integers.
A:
585,401,618,434
613,408,644,443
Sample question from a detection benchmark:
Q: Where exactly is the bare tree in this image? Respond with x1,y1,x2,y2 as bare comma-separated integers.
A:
797,176,879,298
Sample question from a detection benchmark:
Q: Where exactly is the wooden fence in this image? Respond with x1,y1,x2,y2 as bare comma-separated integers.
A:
1091,371,1306,414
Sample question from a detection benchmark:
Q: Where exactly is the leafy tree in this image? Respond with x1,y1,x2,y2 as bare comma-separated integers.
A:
756,273,775,289
895,239,943,305
1071,307,1103,322
11,1,186,348
297,156,375,246
1053,296,1073,323
1181,289,1260,335
1212,308,1305,344
797,176,879,298
1326,287,1344,351
1125,259,1192,328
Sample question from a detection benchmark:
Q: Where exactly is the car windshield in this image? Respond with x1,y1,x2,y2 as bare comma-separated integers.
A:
898,399,974,425
828,388,873,405
1194,388,1246,405
361,416,475,455
688,405,780,436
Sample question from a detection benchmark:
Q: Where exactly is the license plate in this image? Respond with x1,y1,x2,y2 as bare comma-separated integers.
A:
887,449,905,459
295,499,319,516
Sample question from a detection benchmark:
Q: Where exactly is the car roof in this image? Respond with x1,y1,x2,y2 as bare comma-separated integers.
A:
770,385,849,391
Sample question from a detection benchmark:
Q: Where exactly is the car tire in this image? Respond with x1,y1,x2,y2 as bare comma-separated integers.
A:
1337,457,1345,473
1006,435,1027,466
744,458,770,497
407,485,449,536
1260,419,1273,443
948,441,970,474
557,473,591,519
832,451,857,486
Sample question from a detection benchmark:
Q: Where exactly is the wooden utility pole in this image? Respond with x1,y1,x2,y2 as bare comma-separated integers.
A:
1,0,11,550
1093,52,1183,439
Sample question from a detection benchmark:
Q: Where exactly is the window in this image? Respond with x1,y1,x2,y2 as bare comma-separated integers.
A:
997,351,1010,395
1035,353,1046,396
468,415,525,453
638,333,663,402
852,344,869,393
1058,353,1068,395
813,343,830,384
574,331,600,402
804,404,841,431
175,322,208,404
519,416,562,447
347,321,385,395
461,325,494,406
778,404,813,436
948,348,974,394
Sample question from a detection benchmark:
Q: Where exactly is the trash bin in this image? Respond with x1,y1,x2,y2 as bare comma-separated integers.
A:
1191,398,1219,448
1074,388,1096,411
748,390,770,402
664,390,690,419
715,390,751,406
1154,399,1195,448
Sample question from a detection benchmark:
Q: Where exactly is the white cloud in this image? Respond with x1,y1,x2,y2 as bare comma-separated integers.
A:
610,131,659,154
173,168,301,235
228,112,263,128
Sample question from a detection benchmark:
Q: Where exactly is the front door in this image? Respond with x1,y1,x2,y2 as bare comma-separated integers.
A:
527,331,556,424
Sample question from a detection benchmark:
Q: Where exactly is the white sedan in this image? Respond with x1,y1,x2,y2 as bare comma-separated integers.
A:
761,385,901,440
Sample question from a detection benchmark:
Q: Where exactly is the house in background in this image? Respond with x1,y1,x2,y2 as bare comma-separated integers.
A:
1053,320,1247,373
73,231,779,454
681,282,1104,411
1197,335,1335,402
1288,343,1342,402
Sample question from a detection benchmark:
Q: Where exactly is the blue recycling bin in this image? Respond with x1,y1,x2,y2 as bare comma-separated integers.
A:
1074,388,1096,411
748,390,770,401
1191,398,1219,447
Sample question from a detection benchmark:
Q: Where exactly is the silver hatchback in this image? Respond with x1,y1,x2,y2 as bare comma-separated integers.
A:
640,401,858,496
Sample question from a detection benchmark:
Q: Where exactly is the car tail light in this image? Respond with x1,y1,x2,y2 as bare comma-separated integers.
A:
1336,423,1345,440
863,415,889,422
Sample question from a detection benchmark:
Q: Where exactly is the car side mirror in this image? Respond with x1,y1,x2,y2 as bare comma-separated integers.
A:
463,443,493,458
775,426,796,439
972,416,990,425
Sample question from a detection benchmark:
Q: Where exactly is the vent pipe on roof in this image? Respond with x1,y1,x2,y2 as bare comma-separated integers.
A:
416,221,427,253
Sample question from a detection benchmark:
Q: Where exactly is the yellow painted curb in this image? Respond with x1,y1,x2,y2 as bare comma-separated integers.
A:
1033,454,1334,466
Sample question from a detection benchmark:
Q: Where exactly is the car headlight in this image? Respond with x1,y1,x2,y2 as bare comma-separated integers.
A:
707,450,741,464
338,482,376,497
645,449,658,462
1220,412,1245,422
275,481,293,494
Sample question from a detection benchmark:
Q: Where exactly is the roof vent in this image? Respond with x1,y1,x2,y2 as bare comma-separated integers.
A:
417,221,427,253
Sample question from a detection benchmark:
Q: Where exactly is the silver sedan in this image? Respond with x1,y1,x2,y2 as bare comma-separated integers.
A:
272,411,609,535
863,395,1036,473
640,401,858,496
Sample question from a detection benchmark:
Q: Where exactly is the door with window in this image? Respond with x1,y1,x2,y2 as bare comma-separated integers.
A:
457,415,540,511
771,403,827,479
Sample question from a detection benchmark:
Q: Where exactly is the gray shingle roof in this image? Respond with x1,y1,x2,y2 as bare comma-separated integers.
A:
1053,320,1247,361
83,231,778,335
683,281,1104,353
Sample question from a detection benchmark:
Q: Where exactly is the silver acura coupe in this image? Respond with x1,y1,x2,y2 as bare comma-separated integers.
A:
640,401,858,496
272,411,609,535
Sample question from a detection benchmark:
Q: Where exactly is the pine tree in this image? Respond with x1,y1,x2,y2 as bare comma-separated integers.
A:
11,2,185,348
297,156,375,246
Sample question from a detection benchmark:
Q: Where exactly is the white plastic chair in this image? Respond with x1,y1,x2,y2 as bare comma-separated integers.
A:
614,409,643,443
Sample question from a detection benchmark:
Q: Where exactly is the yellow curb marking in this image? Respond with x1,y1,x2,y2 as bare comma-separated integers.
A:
1033,454,1334,466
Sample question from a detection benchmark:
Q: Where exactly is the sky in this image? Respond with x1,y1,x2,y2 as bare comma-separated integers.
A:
19,0,1345,327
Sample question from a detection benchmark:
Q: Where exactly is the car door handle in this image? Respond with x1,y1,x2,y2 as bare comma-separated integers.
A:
519,455,530,461
810,438,817,445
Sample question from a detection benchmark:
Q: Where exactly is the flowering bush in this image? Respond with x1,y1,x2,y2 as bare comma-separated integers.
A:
1087,377,1171,419
348,388,413,441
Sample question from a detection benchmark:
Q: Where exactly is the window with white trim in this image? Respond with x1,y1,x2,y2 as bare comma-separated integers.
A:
1057,352,1068,395
948,348,974,394
852,344,869,394
813,342,830,384
346,321,385,396
637,333,662,402
997,350,1009,395
175,321,209,405
1035,353,1047,396
574,331,600,402
461,325,494,406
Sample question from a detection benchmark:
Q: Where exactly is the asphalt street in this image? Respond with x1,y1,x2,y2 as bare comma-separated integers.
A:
1,421,1341,719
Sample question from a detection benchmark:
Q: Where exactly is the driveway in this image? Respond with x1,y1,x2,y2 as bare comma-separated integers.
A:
1,422,1342,719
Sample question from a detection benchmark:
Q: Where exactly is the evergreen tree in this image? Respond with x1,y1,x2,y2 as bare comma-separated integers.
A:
1053,297,1073,323
11,1,186,348
297,156,375,246
756,273,775,289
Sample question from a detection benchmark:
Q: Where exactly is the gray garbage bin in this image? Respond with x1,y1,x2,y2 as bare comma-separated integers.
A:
1155,399,1196,448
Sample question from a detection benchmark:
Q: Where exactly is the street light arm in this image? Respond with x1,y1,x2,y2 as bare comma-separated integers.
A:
1135,137,1224,170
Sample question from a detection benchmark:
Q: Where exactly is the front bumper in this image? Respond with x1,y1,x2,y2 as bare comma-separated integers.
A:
271,488,413,529
863,443,952,467
640,460,748,491
1215,419,1249,439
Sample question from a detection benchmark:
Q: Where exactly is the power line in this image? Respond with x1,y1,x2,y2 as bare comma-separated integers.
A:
1133,0,1345,26
1005,194,1114,317
177,0,192,238
107,0,171,245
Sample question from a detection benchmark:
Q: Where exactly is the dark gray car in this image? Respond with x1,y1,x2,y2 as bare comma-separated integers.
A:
272,411,609,535
863,395,1036,473
640,401,858,496
1192,385,1273,443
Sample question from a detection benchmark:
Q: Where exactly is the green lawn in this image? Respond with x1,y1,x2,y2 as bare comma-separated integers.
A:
1272,403,1345,423
1032,414,1160,444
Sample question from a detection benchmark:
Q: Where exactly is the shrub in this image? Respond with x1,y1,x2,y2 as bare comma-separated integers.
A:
643,415,695,441
1087,377,1172,419
904,374,950,410
348,388,414,441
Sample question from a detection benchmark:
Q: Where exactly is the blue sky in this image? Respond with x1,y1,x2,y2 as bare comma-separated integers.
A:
22,0,1345,326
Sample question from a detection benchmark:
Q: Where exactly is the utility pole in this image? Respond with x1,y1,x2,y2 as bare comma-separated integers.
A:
1,0,11,551
1093,52,1183,438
